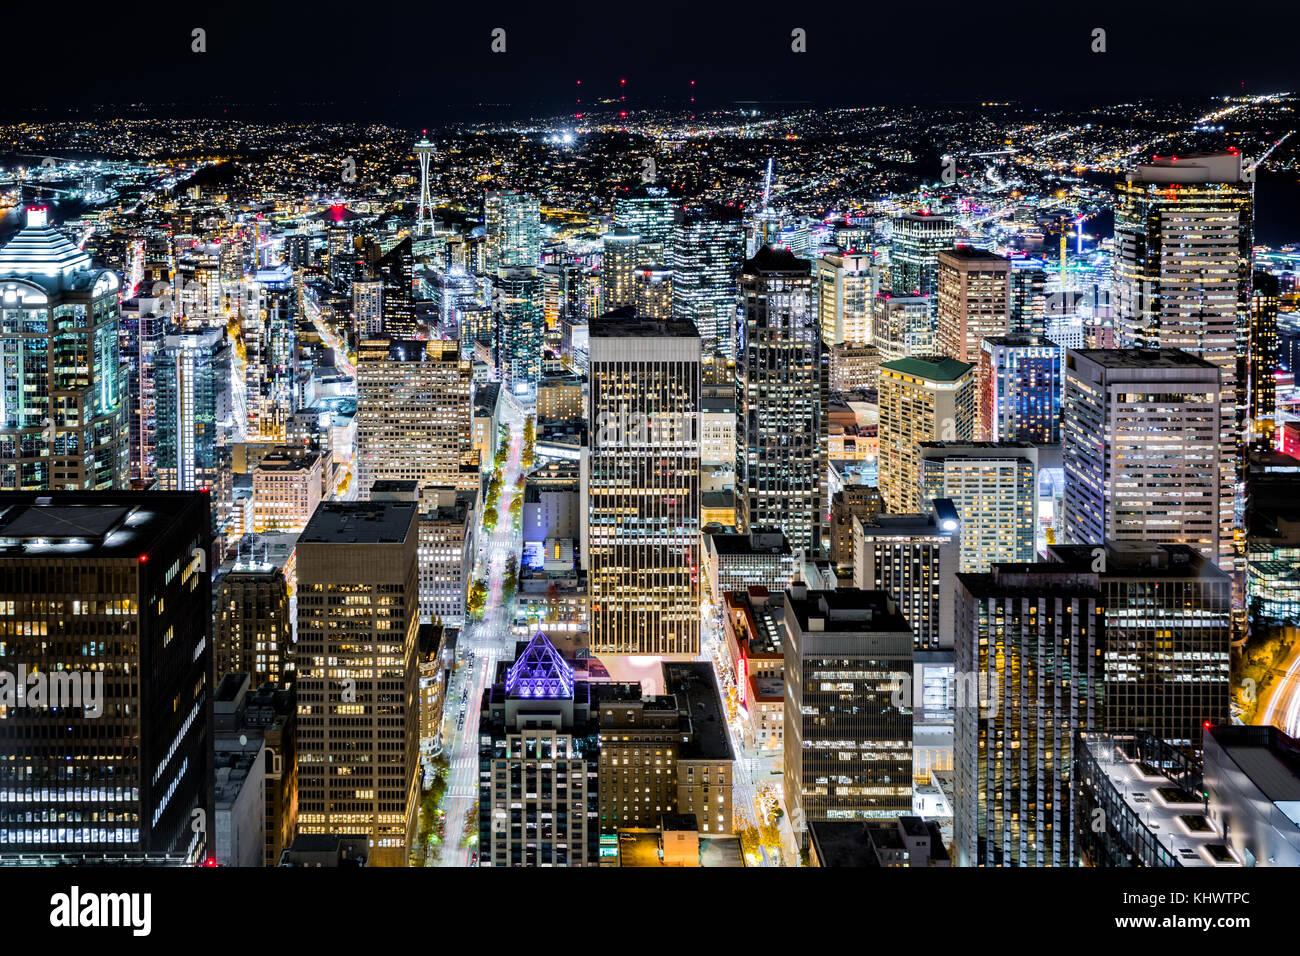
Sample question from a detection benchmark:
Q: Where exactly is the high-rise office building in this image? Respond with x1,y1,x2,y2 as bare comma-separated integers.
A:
877,357,976,513
120,291,166,488
588,311,701,656
936,248,1011,373
477,631,600,866
352,280,383,339
980,333,1063,444
871,293,936,363
955,542,1233,867
155,327,237,492
919,442,1038,572
356,337,476,501
217,551,294,686
1249,271,1280,452
373,238,416,338
484,190,541,274
1114,153,1252,570
782,587,914,832
372,481,477,626
1046,543,1231,747
1008,256,1047,336
492,267,545,393
1062,348,1221,561
0,492,213,862
817,251,876,346
0,207,128,491
295,502,420,867
889,213,955,297
737,246,825,554
601,227,640,313
672,207,745,357
252,446,323,533
632,263,673,319
614,186,676,260
828,484,883,570
852,498,961,650
954,562,1104,867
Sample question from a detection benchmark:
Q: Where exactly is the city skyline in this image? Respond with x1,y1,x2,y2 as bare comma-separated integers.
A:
3,7,1300,906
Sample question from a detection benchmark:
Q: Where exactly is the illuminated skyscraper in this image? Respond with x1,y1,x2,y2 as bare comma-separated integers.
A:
120,292,165,488
588,311,701,656
295,502,420,867
492,267,545,393
478,632,600,866
853,498,961,650
373,238,416,338
871,293,935,363
919,441,1038,572
600,227,640,313
1114,153,1252,570
980,334,1063,444
1249,271,1280,452
955,562,1103,867
217,551,293,686
817,251,876,345
1063,348,1221,560
889,213,955,297
782,587,914,832
936,247,1011,373
1048,543,1231,747
0,491,213,863
877,357,976,513
737,246,825,554
0,207,128,491
1009,256,1047,336
631,262,672,319
613,186,676,260
352,280,383,338
483,190,541,274
955,542,1232,866
356,338,476,500
671,207,745,357
155,326,237,492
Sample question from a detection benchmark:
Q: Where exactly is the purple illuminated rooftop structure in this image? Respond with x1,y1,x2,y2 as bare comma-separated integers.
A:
505,631,574,700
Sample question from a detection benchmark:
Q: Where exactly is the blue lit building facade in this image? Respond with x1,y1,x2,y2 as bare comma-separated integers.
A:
0,207,128,491
980,334,1062,444
155,327,236,491
671,208,744,357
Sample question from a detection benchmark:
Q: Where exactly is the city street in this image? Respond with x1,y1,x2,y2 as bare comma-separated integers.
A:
436,396,526,866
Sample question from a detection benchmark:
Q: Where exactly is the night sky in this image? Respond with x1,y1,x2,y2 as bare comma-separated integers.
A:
8,0,1300,121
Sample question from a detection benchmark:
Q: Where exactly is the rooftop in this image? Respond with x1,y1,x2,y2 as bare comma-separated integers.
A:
298,502,416,544
0,492,207,561
1068,347,1218,371
663,662,734,763
590,305,700,339
1046,543,1229,582
880,356,973,382
743,244,812,275
784,588,912,634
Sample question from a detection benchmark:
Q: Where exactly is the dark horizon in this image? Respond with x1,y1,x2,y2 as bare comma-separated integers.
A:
6,0,1298,124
